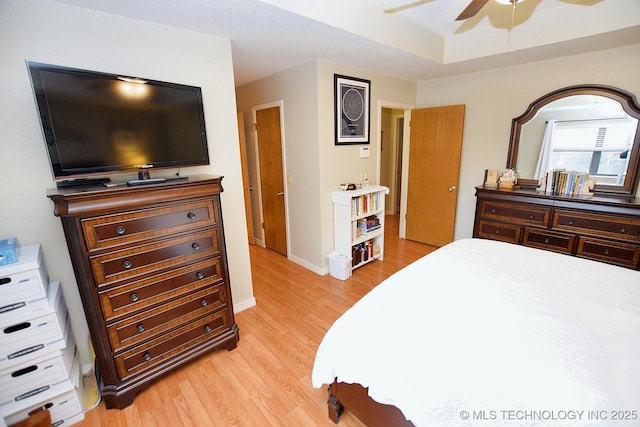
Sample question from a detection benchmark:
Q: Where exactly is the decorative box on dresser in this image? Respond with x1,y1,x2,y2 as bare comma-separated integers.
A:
474,186,640,270
47,175,239,409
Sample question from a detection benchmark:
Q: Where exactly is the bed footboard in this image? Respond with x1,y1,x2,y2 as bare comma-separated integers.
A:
327,380,413,426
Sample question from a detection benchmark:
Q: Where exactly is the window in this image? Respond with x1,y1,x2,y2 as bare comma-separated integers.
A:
549,119,635,184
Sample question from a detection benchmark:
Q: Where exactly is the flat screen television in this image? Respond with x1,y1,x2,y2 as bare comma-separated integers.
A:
28,62,210,187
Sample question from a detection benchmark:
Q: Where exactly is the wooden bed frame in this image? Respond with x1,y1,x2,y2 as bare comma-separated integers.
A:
327,380,413,426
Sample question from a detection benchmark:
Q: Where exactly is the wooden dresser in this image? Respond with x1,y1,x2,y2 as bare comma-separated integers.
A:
47,175,239,409
474,186,640,270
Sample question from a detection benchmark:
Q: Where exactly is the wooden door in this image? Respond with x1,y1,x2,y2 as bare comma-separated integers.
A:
256,106,287,256
406,105,465,247
237,112,254,244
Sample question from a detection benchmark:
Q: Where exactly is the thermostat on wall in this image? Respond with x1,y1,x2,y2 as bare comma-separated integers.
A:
359,146,370,158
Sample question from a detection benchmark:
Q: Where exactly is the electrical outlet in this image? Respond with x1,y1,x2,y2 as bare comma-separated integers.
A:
360,171,365,181
287,173,292,184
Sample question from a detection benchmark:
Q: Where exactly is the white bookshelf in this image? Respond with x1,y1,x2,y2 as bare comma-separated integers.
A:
332,185,389,272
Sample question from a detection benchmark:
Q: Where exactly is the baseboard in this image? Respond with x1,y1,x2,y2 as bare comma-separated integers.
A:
234,297,257,313
287,254,327,276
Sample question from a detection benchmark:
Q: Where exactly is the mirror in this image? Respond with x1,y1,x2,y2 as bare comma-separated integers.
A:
507,85,640,197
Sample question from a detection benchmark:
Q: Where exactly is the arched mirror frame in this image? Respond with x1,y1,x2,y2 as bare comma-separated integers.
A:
506,84,640,197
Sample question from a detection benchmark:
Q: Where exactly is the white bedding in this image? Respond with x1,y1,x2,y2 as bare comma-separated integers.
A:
312,238,640,426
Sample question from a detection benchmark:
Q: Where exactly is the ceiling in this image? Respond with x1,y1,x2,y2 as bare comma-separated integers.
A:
52,0,640,86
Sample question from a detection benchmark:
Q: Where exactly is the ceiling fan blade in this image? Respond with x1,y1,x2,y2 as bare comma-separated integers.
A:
455,0,491,20
384,0,434,14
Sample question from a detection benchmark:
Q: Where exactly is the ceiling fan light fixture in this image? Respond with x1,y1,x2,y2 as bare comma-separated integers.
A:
495,0,524,4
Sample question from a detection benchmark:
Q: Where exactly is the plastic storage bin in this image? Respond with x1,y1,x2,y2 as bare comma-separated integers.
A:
327,251,351,281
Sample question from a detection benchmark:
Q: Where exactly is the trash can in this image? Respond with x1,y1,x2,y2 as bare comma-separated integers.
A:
327,251,351,280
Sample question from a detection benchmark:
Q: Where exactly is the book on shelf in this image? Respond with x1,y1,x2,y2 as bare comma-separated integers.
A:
350,192,380,216
351,239,374,266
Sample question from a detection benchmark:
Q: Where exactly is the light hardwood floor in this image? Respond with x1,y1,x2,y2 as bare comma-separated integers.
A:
79,215,436,427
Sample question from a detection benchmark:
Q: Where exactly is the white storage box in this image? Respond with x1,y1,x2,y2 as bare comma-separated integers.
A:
0,333,77,405
0,245,49,326
1,355,84,427
0,282,68,372
327,251,351,281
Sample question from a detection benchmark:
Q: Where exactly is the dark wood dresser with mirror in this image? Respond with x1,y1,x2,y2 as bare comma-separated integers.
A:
47,175,239,409
475,84,640,270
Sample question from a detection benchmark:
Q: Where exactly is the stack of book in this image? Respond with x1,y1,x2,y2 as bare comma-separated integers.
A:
540,169,591,196
357,215,381,234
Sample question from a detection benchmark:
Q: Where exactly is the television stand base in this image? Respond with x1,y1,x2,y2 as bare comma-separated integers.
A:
126,178,167,186
126,176,189,186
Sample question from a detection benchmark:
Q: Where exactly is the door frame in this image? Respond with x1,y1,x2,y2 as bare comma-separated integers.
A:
251,100,290,255
375,100,413,239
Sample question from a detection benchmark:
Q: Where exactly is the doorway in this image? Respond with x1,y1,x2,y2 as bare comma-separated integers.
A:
379,107,405,216
379,103,465,246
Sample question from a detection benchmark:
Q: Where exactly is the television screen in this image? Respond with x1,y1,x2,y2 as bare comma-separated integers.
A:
28,62,210,184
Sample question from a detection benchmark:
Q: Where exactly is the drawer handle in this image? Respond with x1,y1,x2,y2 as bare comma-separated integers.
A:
567,220,574,226
544,238,550,244
529,215,534,220
196,271,205,280
200,299,208,307
205,325,212,333
192,242,200,250
143,352,152,361
490,208,497,214
620,227,626,233
130,293,139,302
187,212,196,220
604,249,610,255
115,225,126,235
137,324,145,333
495,229,501,234
123,260,133,269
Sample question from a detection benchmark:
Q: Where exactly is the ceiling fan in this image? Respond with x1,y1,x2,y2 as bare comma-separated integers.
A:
384,0,524,21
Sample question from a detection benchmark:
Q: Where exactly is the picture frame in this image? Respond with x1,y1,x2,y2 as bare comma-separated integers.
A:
334,74,370,145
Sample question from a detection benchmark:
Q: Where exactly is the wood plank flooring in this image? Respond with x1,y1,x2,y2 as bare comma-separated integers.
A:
79,215,436,426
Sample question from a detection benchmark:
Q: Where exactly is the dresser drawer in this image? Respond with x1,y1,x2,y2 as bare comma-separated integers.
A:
478,200,550,226
90,230,219,285
114,310,231,380
82,200,217,251
475,220,522,243
576,237,640,268
523,228,575,254
553,210,640,242
107,283,227,353
99,257,223,321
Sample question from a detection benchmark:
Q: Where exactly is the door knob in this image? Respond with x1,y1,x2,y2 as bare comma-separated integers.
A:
276,192,284,196
448,186,456,192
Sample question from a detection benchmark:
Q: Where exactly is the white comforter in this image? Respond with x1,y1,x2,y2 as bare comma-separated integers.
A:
312,238,640,426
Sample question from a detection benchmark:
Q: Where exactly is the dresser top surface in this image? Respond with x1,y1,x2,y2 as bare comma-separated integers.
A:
475,185,640,210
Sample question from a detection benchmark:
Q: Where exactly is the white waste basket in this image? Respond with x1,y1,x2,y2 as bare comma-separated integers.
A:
327,251,351,280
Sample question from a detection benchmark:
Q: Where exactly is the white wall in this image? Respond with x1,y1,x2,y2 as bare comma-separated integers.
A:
417,44,640,240
236,60,416,272
317,62,416,270
0,0,255,368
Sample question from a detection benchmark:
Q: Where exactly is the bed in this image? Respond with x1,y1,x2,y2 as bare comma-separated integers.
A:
312,238,640,426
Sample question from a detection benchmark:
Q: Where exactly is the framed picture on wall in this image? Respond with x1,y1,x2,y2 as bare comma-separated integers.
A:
334,74,370,145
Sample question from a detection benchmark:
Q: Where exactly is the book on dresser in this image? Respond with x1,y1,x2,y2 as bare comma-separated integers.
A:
333,185,389,274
